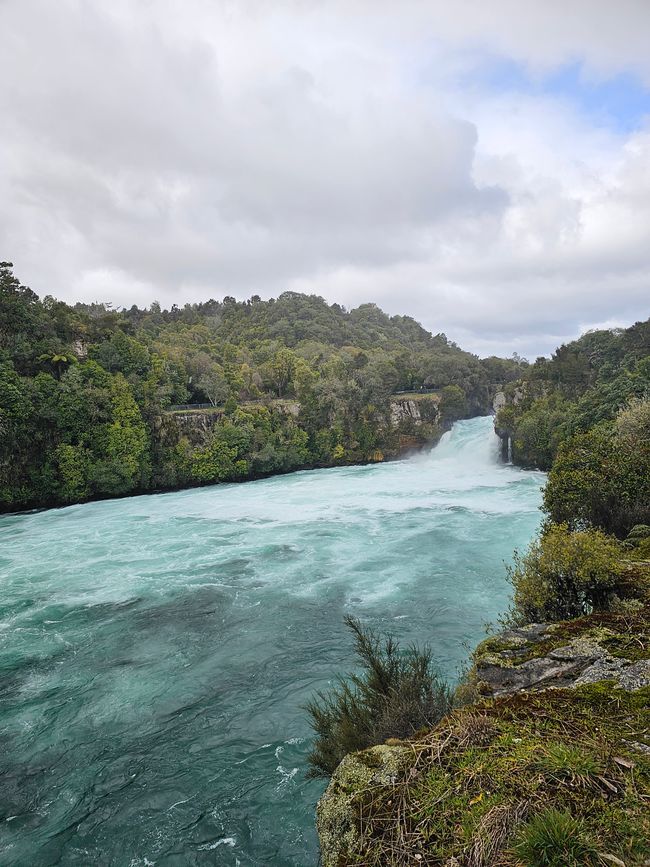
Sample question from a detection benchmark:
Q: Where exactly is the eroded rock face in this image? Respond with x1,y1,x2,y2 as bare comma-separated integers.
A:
473,613,650,697
316,744,412,867
390,398,422,424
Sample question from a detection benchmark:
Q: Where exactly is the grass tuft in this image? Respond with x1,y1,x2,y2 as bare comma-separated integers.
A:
511,808,599,866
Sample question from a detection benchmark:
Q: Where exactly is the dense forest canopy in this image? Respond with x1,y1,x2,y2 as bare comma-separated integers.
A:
496,317,650,544
0,262,524,511
496,318,650,471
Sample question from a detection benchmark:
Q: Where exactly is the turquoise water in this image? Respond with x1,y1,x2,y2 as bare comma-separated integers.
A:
0,416,544,866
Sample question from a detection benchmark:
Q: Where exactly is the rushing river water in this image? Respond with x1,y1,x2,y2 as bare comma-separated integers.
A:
0,416,545,866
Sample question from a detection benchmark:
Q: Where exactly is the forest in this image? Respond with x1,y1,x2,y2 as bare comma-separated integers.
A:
0,262,523,511
495,317,650,541
495,318,649,471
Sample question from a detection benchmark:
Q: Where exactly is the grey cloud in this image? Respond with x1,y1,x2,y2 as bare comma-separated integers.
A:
0,0,648,357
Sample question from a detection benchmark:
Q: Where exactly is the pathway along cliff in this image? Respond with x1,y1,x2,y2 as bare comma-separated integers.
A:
0,417,544,865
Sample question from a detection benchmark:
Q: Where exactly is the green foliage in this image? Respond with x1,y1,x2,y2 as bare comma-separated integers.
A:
55,443,89,503
506,523,625,624
543,398,650,538
98,373,150,495
497,320,650,471
625,524,650,559
512,809,599,867
438,383,468,424
532,742,602,782
305,616,451,777
1,261,524,511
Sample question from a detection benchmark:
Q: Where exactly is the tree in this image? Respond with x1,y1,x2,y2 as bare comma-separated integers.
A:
263,348,298,397
544,399,650,537
439,384,467,424
197,364,229,406
88,374,150,496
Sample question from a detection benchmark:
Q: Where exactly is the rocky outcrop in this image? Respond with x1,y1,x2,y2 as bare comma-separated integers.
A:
316,744,413,867
164,400,301,446
165,397,440,452
473,609,650,697
391,398,421,424
171,409,225,444
389,395,442,455
492,391,507,413
316,606,650,866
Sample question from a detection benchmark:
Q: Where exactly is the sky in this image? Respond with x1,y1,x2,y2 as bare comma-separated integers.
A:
1,1,649,358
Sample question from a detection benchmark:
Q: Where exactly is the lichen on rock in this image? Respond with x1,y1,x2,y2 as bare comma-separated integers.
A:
316,744,412,867
472,606,650,698
316,607,650,866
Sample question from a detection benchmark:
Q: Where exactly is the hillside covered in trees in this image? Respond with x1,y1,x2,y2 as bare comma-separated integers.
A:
495,318,649,472
495,318,650,541
0,262,524,511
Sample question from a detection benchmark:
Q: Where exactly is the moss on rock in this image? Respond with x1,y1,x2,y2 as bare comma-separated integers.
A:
318,608,650,866
318,683,650,865
469,605,650,698
316,744,412,867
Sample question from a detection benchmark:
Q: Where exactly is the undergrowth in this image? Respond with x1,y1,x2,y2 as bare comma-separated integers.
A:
336,683,650,866
512,808,600,866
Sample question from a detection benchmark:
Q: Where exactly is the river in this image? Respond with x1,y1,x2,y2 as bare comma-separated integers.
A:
0,416,545,865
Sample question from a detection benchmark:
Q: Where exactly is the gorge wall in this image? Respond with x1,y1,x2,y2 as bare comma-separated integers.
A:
162,393,443,458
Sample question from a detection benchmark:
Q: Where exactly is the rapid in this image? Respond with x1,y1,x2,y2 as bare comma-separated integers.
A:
0,416,545,865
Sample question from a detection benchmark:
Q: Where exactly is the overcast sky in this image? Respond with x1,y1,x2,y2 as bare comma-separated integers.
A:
1,1,649,357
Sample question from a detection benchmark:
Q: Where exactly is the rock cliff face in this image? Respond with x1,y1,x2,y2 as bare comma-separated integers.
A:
390,397,429,424
171,409,225,444
316,604,650,866
164,396,440,452
389,395,442,455
163,401,301,446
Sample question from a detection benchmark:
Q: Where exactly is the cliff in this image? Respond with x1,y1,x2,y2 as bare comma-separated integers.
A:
164,394,442,457
317,602,650,866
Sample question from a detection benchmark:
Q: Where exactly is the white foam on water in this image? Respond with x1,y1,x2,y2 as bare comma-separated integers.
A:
0,416,545,866
197,837,237,850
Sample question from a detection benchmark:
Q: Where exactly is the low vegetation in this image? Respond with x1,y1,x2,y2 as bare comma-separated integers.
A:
511,808,602,867
317,674,650,865
305,616,452,777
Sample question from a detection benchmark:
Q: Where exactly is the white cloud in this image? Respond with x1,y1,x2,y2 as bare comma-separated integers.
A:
0,0,648,357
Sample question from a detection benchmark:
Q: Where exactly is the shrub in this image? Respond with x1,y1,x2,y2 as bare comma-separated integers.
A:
512,808,599,867
305,616,451,777
506,523,624,624
615,395,650,449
